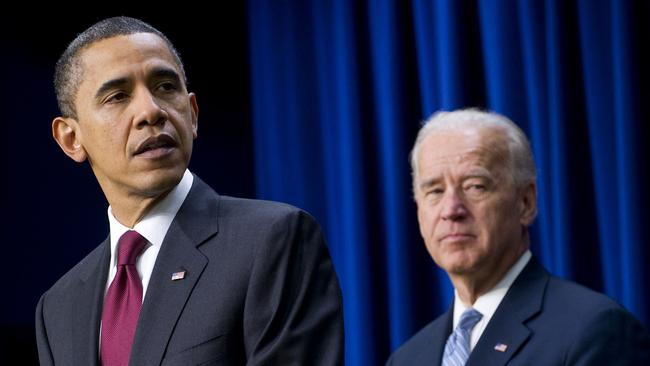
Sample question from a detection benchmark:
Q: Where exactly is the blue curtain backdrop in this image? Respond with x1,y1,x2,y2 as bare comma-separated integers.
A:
247,0,650,364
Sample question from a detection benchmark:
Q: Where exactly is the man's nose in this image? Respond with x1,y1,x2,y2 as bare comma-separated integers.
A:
440,189,468,221
133,89,168,127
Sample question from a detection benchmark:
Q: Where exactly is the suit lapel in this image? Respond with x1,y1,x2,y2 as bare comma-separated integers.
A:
467,258,549,366
129,177,219,366
71,238,111,366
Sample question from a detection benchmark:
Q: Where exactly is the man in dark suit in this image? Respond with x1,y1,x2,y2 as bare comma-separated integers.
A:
387,109,649,365
36,16,343,365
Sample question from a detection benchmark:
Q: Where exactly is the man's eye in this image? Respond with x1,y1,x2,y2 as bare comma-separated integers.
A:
106,92,128,103
465,184,486,193
426,188,444,196
157,81,177,92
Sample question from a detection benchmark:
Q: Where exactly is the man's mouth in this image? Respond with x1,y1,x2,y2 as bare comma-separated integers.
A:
134,134,177,157
439,233,476,243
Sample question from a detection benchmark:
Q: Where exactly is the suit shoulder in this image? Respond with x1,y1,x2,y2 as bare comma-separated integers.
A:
218,196,318,226
543,278,650,362
388,316,447,364
545,275,624,313
41,242,106,298
538,275,648,342
191,177,318,227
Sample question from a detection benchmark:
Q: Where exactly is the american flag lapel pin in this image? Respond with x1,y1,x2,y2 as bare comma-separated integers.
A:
171,270,187,281
494,343,508,352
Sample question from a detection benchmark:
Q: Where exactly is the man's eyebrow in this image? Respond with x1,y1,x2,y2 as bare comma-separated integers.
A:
419,177,442,190
418,170,494,190
462,171,493,180
94,77,130,100
150,67,182,83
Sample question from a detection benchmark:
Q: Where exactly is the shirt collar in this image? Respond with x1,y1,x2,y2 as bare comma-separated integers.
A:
453,250,532,328
107,169,194,266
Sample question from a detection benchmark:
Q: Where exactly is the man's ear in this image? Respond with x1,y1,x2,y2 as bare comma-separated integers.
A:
519,181,538,226
189,92,199,139
52,117,87,163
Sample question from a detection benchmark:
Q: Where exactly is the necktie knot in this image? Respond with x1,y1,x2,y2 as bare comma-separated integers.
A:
458,308,482,332
117,230,147,266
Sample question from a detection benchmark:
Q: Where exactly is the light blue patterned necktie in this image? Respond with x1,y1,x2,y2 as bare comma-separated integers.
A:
442,308,483,366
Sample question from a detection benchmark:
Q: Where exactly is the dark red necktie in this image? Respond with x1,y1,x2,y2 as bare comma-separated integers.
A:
100,230,147,366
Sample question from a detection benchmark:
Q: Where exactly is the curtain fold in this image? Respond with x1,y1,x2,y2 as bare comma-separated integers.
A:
247,0,650,364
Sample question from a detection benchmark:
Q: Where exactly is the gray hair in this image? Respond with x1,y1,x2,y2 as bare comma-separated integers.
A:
54,16,186,119
410,108,536,196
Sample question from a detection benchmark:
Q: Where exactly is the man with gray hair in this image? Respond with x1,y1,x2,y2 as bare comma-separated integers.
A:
387,109,649,365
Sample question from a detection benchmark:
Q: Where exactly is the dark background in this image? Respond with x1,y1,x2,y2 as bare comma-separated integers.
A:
0,7,252,363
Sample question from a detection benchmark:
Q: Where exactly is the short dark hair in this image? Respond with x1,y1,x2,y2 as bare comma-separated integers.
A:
54,16,186,118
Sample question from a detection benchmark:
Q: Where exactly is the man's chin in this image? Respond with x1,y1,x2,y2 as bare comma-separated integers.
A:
133,167,186,197
444,264,474,276
438,254,479,275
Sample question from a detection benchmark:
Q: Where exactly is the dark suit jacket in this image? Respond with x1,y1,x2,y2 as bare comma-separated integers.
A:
387,258,650,365
36,176,344,365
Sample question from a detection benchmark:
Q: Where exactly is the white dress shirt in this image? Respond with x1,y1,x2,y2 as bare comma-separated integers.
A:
104,169,193,301
452,250,532,350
